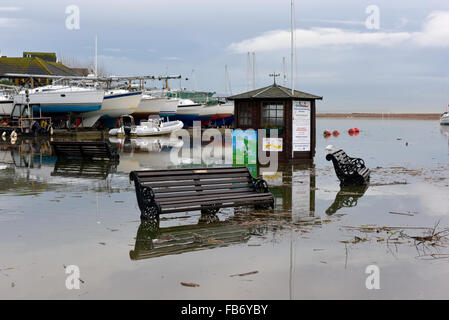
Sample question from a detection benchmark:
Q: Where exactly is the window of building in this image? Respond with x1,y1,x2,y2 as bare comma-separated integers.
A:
261,103,284,128
238,105,252,126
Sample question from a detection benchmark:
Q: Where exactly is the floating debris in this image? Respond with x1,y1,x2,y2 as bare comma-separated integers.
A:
180,282,200,287
230,271,259,277
389,211,416,216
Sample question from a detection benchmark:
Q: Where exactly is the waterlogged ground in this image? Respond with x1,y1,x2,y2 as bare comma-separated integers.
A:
0,119,448,299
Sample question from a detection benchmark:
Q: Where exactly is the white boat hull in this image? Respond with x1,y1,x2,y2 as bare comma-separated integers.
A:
0,100,13,116
14,88,104,113
134,97,179,117
81,91,142,127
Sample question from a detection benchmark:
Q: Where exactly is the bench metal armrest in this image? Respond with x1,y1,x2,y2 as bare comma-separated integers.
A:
252,177,270,193
349,157,365,168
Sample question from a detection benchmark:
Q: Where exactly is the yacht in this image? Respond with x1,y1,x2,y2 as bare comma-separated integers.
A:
440,111,449,126
133,94,179,121
13,85,104,114
171,99,205,126
81,89,142,128
0,92,14,117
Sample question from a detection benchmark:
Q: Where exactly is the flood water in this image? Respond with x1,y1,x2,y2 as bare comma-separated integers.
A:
0,118,448,299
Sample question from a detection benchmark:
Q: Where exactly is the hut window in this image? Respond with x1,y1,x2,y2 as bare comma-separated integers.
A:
261,103,284,128
238,105,252,126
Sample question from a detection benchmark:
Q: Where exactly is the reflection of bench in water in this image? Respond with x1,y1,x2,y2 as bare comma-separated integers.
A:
325,186,368,215
130,219,252,260
51,159,117,179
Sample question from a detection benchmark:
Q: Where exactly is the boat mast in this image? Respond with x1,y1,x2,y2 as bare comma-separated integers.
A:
247,52,250,91
252,52,256,90
291,0,295,95
95,35,98,77
282,57,287,86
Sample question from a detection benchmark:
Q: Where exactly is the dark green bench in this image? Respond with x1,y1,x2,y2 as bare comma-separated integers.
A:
51,141,119,161
129,166,274,220
326,149,370,186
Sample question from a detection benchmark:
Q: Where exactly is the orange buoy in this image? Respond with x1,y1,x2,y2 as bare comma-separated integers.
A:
332,130,340,137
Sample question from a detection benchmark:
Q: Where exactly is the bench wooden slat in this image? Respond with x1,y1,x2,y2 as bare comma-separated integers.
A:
130,166,274,219
142,177,252,188
156,191,269,205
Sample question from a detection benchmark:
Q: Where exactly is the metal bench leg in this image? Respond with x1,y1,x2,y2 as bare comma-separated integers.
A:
201,203,222,215
135,184,161,220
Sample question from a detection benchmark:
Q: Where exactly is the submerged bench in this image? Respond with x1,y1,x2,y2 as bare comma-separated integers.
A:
51,141,119,161
326,149,370,187
129,167,274,220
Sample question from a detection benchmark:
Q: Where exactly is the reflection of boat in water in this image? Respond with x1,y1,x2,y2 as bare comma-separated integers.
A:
109,136,184,152
108,115,183,137
108,135,186,172
441,124,449,138
0,138,118,193
325,186,368,215
130,218,252,260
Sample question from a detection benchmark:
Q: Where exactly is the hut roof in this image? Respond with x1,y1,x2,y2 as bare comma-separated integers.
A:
228,83,322,100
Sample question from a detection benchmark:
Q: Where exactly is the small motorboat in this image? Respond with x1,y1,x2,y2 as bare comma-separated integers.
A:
440,111,449,126
108,115,183,137
108,115,136,136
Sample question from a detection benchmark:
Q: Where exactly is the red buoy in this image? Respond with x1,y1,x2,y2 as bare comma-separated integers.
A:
354,127,360,133
323,130,331,136
348,128,355,134
332,130,340,137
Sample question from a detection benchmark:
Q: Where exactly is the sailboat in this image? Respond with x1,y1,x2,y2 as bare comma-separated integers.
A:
13,85,104,114
133,93,179,121
0,91,14,117
81,89,143,128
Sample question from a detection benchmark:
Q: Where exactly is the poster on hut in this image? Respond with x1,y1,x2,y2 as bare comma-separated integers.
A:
292,101,311,152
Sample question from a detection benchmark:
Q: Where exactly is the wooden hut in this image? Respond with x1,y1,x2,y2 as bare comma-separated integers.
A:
228,83,322,161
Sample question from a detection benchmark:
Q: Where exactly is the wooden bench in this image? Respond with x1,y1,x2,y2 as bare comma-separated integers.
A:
51,141,120,161
326,149,370,186
129,166,274,220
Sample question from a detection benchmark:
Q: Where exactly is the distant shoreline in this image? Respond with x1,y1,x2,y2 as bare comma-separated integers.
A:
316,113,440,120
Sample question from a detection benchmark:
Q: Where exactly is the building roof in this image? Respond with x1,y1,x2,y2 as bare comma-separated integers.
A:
23,52,57,62
0,56,80,77
227,83,322,100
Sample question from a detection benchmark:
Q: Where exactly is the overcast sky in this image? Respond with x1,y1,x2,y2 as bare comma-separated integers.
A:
1,0,449,112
